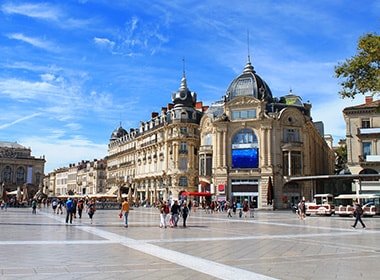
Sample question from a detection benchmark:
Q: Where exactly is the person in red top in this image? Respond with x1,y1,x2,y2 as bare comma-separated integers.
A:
159,201,170,228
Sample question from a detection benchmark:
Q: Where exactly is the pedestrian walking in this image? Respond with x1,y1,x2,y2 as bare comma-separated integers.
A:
351,201,366,229
159,201,170,228
31,199,37,214
57,199,64,214
52,199,58,214
77,199,84,218
227,202,233,218
181,202,189,227
87,199,96,224
65,197,75,224
297,199,306,220
242,201,249,218
120,197,130,228
170,200,180,227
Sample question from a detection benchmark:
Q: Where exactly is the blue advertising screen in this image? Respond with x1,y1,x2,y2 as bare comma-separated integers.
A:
232,148,259,168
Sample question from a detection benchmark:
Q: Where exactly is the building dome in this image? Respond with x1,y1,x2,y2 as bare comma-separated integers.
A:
225,58,273,102
280,90,304,106
110,125,128,141
171,73,197,108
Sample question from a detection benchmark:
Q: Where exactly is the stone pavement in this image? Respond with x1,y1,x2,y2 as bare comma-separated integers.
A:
0,206,379,280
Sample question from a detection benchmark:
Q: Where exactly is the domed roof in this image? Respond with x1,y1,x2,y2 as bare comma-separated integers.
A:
171,73,197,108
281,90,304,106
225,58,273,102
110,125,128,141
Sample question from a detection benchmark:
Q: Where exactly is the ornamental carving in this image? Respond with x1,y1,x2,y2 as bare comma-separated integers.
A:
0,149,17,158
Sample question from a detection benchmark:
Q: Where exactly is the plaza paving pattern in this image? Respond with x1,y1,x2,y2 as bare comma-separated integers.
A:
0,206,379,279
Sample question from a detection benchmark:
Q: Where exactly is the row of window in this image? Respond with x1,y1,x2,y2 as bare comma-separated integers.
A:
1,166,25,184
203,128,301,145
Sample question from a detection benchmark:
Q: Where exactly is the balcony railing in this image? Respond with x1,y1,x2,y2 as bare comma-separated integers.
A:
357,127,380,136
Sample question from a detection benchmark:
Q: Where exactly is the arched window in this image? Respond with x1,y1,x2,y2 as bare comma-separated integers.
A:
2,166,12,183
16,167,25,185
231,129,259,168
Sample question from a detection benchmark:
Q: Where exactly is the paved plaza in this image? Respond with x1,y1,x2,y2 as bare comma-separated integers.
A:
0,206,379,280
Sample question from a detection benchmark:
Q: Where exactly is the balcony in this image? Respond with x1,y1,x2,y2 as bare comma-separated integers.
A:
366,155,380,162
359,154,380,166
199,145,213,153
357,127,380,138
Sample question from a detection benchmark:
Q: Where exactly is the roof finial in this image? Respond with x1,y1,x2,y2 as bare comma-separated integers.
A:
243,30,255,74
182,57,186,77
247,30,251,63
180,57,188,91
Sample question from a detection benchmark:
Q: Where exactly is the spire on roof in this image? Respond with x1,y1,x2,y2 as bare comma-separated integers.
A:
243,30,255,74
179,57,188,91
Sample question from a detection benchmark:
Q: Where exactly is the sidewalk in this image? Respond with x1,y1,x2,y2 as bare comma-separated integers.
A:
0,207,379,279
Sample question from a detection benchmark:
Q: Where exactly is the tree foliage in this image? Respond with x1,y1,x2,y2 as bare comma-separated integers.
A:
335,33,380,99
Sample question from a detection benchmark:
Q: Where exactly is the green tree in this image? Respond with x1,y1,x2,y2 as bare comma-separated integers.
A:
335,33,380,99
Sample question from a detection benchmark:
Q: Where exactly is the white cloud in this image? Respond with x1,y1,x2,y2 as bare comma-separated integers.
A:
0,113,42,130
20,136,108,172
93,37,115,49
1,2,95,29
65,123,82,131
7,33,58,52
0,78,59,99
1,2,60,20
40,73,56,82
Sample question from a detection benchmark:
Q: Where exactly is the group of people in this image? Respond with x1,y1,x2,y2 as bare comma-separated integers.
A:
159,200,190,228
50,197,96,224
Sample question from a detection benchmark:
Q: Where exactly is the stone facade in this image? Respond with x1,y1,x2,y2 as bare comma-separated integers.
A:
199,59,335,209
0,141,45,198
107,73,207,204
107,58,335,209
43,159,107,197
343,96,380,175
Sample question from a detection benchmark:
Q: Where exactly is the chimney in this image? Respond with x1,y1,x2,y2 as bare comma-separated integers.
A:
195,101,203,109
365,96,373,105
151,112,159,118
167,103,173,110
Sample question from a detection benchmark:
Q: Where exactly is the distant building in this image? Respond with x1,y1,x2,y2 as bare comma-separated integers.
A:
43,159,107,196
0,141,45,197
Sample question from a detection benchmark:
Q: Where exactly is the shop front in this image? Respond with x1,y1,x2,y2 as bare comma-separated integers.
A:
231,179,259,208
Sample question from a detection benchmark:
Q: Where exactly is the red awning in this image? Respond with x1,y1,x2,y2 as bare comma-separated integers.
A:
184,191,212,197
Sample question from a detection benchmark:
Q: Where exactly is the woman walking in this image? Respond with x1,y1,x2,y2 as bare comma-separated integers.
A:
87,199,96,224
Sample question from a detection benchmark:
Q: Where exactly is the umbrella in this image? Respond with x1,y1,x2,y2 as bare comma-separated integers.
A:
267,177,274,205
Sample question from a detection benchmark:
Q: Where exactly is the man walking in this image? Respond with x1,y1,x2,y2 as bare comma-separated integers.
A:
170,200,180,227
65,197,74,224
120,197,130,228
351,200,366,229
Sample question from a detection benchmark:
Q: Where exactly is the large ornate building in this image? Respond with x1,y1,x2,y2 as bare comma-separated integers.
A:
0,141,45,198
199,58,335,209
107,73,207,204
107,57,335,209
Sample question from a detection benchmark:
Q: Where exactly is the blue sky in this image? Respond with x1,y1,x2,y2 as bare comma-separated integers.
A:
0,0,379,173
